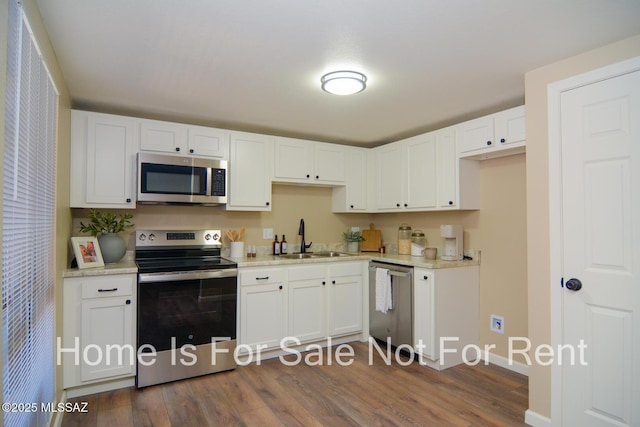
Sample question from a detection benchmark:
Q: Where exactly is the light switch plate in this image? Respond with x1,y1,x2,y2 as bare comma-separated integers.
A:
351,226,360,232
262,228,273,240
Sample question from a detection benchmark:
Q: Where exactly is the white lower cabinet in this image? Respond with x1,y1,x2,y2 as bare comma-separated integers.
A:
63,274,136,393
413,266,479,369
238,262,364,356
238,268,287,352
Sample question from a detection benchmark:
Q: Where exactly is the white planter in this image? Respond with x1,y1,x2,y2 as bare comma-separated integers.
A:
346,241,360,253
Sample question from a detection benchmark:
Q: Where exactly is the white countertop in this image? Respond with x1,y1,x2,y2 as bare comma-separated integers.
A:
62,250,480,278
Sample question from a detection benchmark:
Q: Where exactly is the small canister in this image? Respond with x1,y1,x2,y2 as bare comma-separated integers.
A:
398,223,412,255
411,230,427,256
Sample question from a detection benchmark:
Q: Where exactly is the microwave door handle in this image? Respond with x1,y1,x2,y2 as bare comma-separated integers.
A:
206,167,212,197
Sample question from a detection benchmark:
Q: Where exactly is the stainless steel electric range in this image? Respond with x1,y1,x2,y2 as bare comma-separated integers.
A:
135,229,237,388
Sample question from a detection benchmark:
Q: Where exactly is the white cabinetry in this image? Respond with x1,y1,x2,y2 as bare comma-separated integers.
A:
457,105,526,160
238,268,287,352
373,134,438,211
238,261,364,356
332,146,368,212
139,118,228,159
274,137,345,185
63,274,136,393
413,266,479,369
227,131,273,211
70,110,137,208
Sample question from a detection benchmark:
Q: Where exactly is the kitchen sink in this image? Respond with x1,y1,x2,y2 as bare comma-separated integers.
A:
282,251,353,259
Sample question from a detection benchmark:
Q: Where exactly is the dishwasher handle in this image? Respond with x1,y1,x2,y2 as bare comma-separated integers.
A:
368,266,412,278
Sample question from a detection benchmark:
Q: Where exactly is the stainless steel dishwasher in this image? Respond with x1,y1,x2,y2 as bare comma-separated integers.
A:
369,261,413,348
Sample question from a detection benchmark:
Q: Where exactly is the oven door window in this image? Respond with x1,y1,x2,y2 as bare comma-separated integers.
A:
138,276,236,352
140,162,208,196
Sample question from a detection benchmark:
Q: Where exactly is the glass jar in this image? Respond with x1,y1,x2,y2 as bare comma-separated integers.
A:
411,230,427,256
398,223,412,255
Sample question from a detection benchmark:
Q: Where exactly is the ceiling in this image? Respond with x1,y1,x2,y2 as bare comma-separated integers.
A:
36,0,640,147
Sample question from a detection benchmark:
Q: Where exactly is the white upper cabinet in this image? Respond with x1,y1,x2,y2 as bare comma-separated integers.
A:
372,134,437,211
332,146,368,212
70,110,137,209
274,137,345,185
227,131,273,211
457,105,526,159
139,118,228,159
435,127,457,208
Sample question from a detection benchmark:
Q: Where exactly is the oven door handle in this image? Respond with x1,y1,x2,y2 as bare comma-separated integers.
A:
138,268,238,283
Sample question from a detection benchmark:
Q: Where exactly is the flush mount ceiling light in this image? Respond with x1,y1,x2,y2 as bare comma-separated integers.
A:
321,71,367,95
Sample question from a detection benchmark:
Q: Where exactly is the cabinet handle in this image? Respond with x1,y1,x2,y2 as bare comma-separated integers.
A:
396,203,401,207
423,276,429,280
306,174,310,178
322,281,326,285
126,198,131,203
500,138,506,143
315,175,319,179
332,280,336,285
350,205,354,209
175,147,181,152
404,203,408,207
486,140,492,146
98,288,118,292
256,276,269,280
266,201,270,206
279,285,283,290
126,299,131,305
190,149,194,153
448,201,453,206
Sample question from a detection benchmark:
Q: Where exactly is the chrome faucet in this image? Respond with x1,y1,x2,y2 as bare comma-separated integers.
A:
298,218,312,253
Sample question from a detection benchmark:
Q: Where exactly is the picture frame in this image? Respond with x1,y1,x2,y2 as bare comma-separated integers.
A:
71,236,105,269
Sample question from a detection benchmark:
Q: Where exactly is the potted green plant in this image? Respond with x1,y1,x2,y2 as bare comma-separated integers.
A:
343,230,365,253
79,209,134,263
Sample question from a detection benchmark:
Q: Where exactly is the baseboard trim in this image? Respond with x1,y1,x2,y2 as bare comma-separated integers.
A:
524,409,551,427
481,351,529,376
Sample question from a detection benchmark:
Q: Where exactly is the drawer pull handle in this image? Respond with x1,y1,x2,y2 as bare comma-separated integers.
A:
98,288,118,292
126,299,131,305
256,276,269,280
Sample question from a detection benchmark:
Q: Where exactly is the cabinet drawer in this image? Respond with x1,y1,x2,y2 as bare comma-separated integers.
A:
328,262,362,277
81,275,135,299
288,265,326,281
239,268,286,286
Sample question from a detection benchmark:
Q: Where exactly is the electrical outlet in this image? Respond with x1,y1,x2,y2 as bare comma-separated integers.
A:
490,315,505,334
262,228,273,240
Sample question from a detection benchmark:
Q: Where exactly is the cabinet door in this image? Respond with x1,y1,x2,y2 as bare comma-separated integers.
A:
227,132,273,211
436,128,457,208
187,126,229,158
240,283,287,351
373,143,404,210
494,105,526,147
404,134,437,209
273,137,314,182
314,143,345,184
327,274,363,337
332,147,367,212
456,115,495,154
288,279,326,343
80,296,135,382
139,119,187,154
413,270,435,360
83,112,136,208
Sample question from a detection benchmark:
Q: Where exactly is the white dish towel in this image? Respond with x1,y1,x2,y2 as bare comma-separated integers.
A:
375,267,392,313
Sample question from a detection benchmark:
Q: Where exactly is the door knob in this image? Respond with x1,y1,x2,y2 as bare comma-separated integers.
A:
566,278,582,291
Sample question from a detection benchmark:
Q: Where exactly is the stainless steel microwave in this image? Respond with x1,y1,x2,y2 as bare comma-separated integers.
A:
137,153,227,205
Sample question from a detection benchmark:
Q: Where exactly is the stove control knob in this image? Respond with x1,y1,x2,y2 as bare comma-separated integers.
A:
205,233,212,241
139,233,147,241
148,233,156,242
212,233,220,241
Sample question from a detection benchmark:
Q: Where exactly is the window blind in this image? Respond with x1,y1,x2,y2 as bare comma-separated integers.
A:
2,0,59,425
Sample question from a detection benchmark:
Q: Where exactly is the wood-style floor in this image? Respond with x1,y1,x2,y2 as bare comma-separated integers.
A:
61,342,528,426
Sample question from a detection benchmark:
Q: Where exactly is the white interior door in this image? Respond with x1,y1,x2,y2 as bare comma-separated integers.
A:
560,70,640,426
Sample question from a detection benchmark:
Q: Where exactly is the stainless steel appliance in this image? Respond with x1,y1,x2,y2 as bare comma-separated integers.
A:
137,153,227,205
135,229,237,388
369,261,413,348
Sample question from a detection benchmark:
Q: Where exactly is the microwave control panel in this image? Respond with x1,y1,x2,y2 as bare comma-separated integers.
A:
211,168,226,196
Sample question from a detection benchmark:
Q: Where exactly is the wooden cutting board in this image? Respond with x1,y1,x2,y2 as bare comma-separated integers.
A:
361,223,382,252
